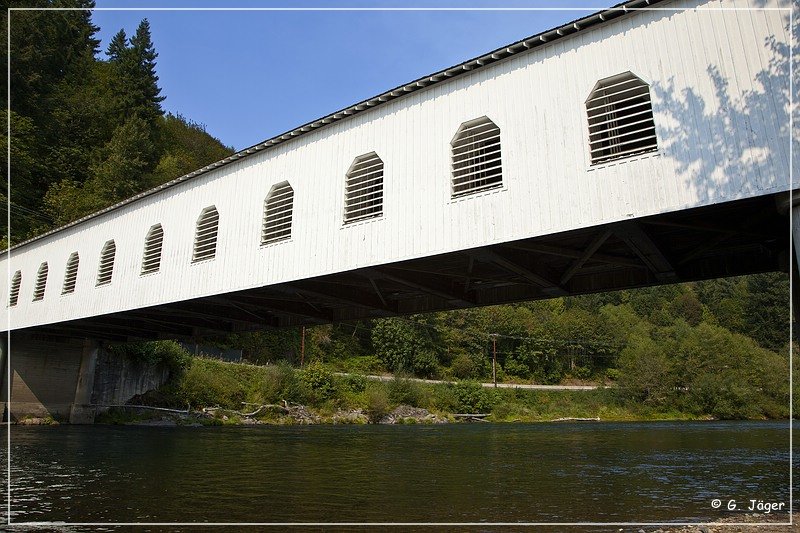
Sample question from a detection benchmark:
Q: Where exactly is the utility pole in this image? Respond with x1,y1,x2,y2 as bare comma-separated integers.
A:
490,334,498,388
300,326,305,367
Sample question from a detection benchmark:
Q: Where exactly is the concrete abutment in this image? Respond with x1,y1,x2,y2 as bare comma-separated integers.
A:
0,333,169,424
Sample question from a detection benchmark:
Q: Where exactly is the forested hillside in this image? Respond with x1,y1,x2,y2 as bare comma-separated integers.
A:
213,274,793,419
1,1,233,246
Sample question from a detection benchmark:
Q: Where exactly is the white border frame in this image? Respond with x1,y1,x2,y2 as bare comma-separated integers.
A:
4,2,794,528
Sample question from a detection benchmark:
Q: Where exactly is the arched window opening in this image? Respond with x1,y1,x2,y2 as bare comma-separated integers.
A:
33,262,48,301
262,182,294,244
8,271,21,307
451,116,502,197
62,252,79,294
586,71,657,164
344,152,383,224
142,224,164,274
97,240,116,286
193,206,219,262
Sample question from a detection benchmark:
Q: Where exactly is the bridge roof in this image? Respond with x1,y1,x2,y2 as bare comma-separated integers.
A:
7,0,668,254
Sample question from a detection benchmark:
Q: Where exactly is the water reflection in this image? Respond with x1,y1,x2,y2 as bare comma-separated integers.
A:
0,421,792,525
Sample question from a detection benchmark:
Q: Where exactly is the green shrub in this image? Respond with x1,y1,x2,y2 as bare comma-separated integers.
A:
342,355,385,374
432,384,459,412
256,362,301,404
493,363,506,383
504,356,530,379
299,363,336,403
387,376,422,407
491,401,519,421
452,381,494,413
108,340,191,377
341,373,368,393
571,365,592,380
177,359,244,409
510,339,565,384
412,349,439,378
364,385,390,422
450,353,477,379
372,318,439,377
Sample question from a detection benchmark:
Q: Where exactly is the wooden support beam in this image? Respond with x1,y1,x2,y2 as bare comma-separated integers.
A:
125,310,241,334
293,292,325,315
676,233,734,267
35,326,130,343
86,316,198,337
464,256,475,295
640,218,771,239
215,293,333,322
165,300,274,327
572,263,633,275
365,263,474,281
363,267,475,307
613,222,677,282
501,241,644,268
368,278,389,308
472,249,567,296
277,281,395,314
55,322,161,342
559,228,613,285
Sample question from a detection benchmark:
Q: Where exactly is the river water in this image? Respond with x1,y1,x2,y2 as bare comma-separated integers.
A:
0,421,793,527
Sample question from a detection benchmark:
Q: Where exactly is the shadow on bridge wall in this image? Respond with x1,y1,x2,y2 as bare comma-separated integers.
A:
650,6,796,207
0,333,173,423
1,334,88,422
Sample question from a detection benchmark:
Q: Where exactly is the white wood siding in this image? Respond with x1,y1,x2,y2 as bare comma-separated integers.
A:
2,0,793,331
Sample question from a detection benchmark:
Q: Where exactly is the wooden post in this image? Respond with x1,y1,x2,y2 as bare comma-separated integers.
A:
491,334,497,388
300,326,305,367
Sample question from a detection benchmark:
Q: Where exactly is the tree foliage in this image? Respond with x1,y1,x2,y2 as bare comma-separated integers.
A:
6,6,233,243
219,273,789,419
372,318,438,377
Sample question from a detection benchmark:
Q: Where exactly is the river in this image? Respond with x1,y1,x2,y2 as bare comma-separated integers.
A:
1,421,793,527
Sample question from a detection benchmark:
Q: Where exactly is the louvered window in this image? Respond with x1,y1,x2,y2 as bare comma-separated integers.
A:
193,206,219,262
344,152,383,224
97,240,116,286
586,72,657,165
8,271,21,307
262,182,293,244
62,252,79,294
451,117,502,197
142,224,164,274
33,262,48,301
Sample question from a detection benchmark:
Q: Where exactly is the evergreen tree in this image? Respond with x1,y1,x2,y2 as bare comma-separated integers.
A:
129,19,165,127
31,10,237,227
106,29,128,62
2,0,100,242
89,115,156,203
744,273,790,352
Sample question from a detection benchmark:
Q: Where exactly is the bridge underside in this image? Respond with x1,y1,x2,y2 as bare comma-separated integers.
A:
30,194,790,342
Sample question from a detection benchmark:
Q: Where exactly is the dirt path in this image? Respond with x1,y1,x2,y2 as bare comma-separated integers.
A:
335,372,601,390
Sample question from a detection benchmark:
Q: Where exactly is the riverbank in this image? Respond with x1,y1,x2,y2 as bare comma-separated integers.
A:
95,402,451,426
84,356,725,426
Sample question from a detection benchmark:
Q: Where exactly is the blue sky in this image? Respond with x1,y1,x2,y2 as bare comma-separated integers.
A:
92,1,603,151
